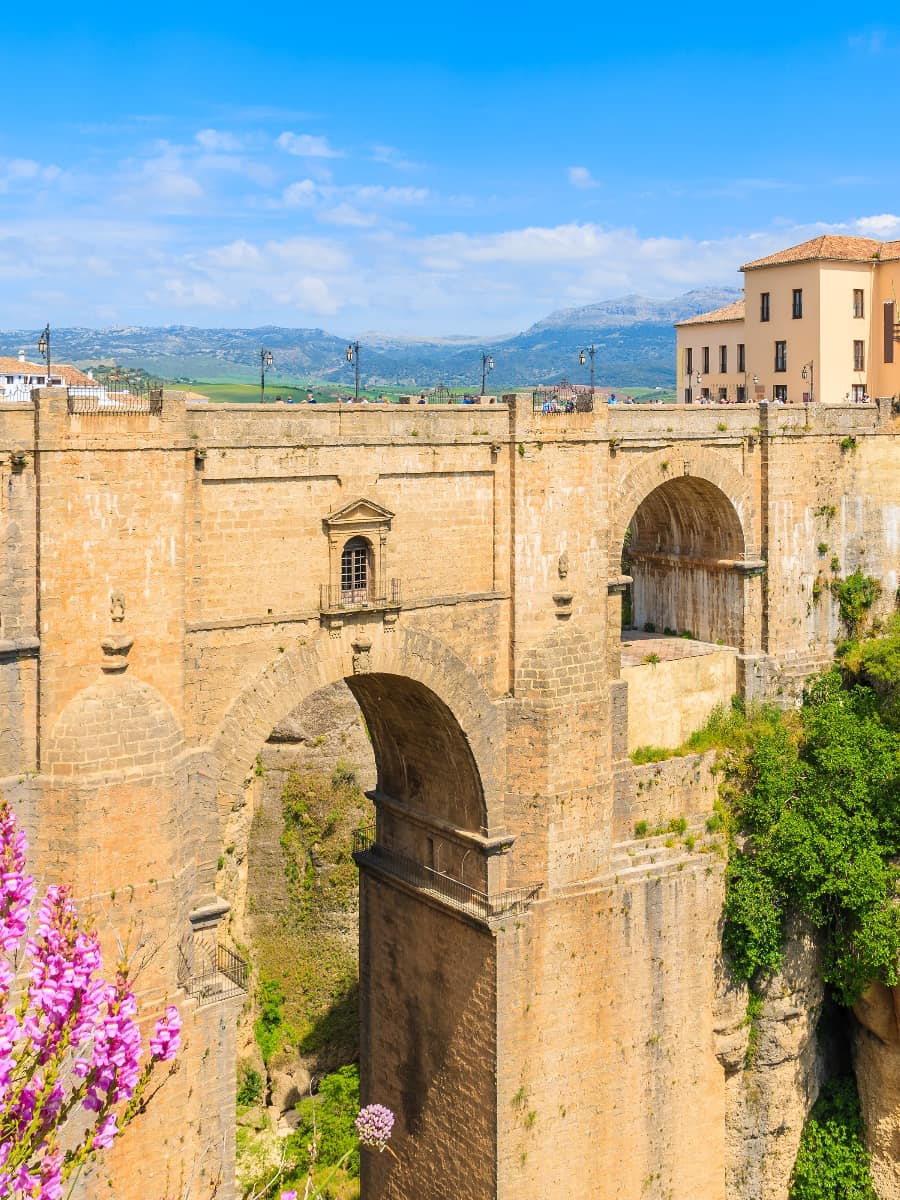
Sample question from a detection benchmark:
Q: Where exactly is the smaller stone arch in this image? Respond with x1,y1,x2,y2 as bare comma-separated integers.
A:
614,452,757,647
611,448,758,568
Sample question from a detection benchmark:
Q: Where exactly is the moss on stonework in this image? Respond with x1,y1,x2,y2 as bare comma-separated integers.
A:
250,766,373,1066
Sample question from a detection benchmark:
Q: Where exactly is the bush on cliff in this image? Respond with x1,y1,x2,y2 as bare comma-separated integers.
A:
789,1076,876,1200
722,669,900,1005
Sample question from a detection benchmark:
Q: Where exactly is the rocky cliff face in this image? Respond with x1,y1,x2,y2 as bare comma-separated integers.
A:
855,983,900,1198
218,680,375,1128
717,918,830,1199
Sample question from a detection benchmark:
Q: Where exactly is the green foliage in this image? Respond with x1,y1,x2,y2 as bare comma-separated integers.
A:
634,820,649,838
642,621,656,633
289,1065,361,1176
254,978,293,1063
840,435,858,453
814,504,838,524
722,669,900,1004
744,990,764,1066
642,652,660,666
840,616,900,729
789,1077,876,1199
831,570,882,636
237,1066,264,1107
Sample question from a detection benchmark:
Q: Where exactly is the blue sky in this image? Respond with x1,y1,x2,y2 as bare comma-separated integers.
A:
2,1,899,334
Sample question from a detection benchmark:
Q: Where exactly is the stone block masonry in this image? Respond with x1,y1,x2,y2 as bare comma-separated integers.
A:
0,388,897,1198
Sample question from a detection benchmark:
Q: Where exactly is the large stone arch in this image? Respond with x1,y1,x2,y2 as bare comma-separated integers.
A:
612,450,760,648
209,623,505,840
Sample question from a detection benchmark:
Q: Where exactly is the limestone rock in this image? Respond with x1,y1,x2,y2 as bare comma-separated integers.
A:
854,982,900,1199
722,916,827,1199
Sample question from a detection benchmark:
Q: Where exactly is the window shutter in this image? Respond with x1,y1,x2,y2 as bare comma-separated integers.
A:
886,301,895,365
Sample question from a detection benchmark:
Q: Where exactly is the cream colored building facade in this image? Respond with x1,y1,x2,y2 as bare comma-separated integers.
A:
676,235,900,404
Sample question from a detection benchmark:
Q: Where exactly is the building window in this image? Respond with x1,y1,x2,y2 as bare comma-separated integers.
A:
760,292,770,322
737,343,745,373
340,537,372,603
701,387,710,402
684,388,693,405
852,384,867,403
792,289,803,319
774,341,787,372
853,289,865,319
685,347,693,375
702,346,710,373
853,340,865,371
774,385,788,403
718,386,728,401
719,345,728,373
736,385,747,403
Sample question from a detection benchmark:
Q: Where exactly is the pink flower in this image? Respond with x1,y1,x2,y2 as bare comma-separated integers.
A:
150,1006,181,1062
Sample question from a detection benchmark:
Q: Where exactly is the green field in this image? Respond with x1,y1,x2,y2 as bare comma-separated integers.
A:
177,380,679,405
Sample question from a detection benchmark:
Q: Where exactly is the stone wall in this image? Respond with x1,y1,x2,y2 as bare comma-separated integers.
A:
0,389,898,1199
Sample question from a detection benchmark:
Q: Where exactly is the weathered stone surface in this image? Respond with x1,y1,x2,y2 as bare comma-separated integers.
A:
723,917,827,1200
854,984,900,1199
0,389,897,1200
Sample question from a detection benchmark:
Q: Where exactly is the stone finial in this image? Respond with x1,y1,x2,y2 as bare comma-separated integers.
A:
100,633,134,673
557,551,569,580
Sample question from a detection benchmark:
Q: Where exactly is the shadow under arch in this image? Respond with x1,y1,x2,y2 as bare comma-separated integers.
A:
623,475,747,645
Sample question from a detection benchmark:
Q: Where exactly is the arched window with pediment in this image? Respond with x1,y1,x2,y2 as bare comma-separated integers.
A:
341,536,373,604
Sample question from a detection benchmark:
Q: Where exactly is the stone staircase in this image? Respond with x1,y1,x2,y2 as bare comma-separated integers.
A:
604,823,724,886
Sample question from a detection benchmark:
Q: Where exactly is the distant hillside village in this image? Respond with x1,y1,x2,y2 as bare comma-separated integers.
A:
2,235,899,405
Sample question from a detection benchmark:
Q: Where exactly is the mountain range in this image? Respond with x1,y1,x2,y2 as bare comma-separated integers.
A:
0,288,739,389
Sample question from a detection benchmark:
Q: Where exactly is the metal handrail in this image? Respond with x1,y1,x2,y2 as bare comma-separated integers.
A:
353,827,542,922
320,579,401,612
67,385,163,415
187,944,249,1008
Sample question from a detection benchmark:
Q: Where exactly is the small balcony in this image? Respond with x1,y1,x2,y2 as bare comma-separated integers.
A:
319,579,402,615
185,943,249,1008
352,826,542,926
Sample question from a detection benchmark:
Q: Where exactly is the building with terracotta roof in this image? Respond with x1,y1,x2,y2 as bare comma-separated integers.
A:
675,235,900,404
0,350,96,403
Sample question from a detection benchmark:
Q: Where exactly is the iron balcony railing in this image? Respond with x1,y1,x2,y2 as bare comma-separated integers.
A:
187,944,249,1008
532,388,594,414
67,384,164,415
320,579,401,612
353,826,542,923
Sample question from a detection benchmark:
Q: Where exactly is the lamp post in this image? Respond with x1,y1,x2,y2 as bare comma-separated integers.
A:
480,351,494,396
346,341,360,401
695,371,703,402
801,361,814,404
579,344,596,399
259,348,273,404
37,324,50,385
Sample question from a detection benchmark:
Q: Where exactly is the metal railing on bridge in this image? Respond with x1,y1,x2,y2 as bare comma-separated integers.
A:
67,383,164,415
353,826,542,923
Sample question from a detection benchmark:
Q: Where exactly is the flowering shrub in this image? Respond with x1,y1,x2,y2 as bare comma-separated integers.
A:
276,1101,396,1200
0,799,181,1199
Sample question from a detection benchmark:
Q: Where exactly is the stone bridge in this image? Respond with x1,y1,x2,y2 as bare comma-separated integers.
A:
0,390,898,1199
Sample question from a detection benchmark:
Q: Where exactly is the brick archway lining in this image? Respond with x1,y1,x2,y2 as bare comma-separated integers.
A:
209,625,505,837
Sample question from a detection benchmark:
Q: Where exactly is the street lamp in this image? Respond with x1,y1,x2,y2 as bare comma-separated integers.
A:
481,351,494,396
801,361,815,404
259,348,273,404
346,341,360,401
695,371,703,402
37,324,50,385
579,344,596,399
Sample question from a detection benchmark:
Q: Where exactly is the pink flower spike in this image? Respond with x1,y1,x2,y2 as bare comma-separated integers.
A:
150,1006,181,1061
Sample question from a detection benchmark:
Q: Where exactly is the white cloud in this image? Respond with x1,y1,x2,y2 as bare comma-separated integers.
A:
318,203,378,228
370,143,420,170
854,213,900,237
282,179,319,207
0,158,62,192
568,166,599,190
276,132,343,158
195,128,243,152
